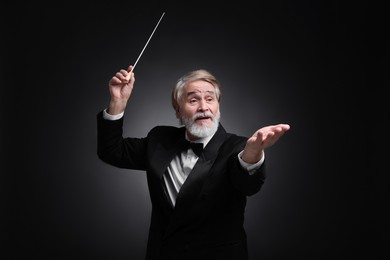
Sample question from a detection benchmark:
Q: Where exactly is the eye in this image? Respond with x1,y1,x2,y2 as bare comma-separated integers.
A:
189,99,198,104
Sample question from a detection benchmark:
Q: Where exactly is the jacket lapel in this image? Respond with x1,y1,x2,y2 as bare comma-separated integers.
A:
150,127,186,180
163,124,227,238
148,127,187,210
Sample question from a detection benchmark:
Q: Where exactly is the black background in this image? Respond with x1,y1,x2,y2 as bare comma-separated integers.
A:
2,1,388,259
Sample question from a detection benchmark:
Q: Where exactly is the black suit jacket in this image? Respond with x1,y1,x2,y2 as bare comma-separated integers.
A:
97,111,266,260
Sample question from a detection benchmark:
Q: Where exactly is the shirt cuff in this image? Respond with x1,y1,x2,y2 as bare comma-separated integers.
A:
238,150,265,175
103,108,124,120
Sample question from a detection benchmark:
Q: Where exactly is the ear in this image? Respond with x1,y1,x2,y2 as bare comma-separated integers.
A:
175,108,181,119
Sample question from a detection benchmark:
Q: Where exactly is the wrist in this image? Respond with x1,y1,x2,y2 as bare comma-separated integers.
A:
241,150,264,164
108,100,127,115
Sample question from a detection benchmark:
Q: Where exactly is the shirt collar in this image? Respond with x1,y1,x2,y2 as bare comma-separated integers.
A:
185,130,215,147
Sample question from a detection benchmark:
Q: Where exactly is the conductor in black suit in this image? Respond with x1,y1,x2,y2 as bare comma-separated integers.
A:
97,65,290,260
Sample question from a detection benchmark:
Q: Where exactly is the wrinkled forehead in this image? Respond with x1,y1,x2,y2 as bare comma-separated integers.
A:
184,80,217,96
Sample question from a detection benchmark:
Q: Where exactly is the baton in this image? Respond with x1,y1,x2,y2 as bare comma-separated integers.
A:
126,12,165,80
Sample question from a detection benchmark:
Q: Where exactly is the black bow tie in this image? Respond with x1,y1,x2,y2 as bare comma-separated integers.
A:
183,140,204,157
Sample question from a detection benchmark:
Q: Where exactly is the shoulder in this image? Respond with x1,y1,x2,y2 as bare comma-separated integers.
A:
219,124,247,142
216,124,248,152
224,133,247,151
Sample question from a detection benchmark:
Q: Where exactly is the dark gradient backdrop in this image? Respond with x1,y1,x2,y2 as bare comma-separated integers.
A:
2,1,387,260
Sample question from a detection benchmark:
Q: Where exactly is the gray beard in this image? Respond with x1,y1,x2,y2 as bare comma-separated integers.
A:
180,111,220,139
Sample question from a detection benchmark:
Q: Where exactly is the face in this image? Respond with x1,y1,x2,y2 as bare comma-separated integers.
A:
177,80,220,140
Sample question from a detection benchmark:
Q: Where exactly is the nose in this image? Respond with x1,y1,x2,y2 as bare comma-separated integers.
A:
198,99,209,112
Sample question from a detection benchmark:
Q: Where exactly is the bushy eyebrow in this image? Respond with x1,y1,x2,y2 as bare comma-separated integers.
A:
186,90,215,97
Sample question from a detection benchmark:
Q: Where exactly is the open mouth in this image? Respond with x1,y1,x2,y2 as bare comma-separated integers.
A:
195,116,211,122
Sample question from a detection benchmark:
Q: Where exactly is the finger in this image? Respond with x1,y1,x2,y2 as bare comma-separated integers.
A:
109,76,123,86
261,132,280,148
116,71,128,82
256,130,275,144
277,124,290,132
125,65,134,81
252,124,290,142
271,124,290,135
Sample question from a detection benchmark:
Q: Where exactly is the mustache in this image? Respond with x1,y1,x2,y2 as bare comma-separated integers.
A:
192,111,214,120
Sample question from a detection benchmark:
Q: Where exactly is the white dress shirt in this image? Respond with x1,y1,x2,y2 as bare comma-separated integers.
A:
103,109,264,206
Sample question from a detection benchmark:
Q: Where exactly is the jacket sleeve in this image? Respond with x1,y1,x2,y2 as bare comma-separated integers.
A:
96,111,148,170
226,136,266,196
